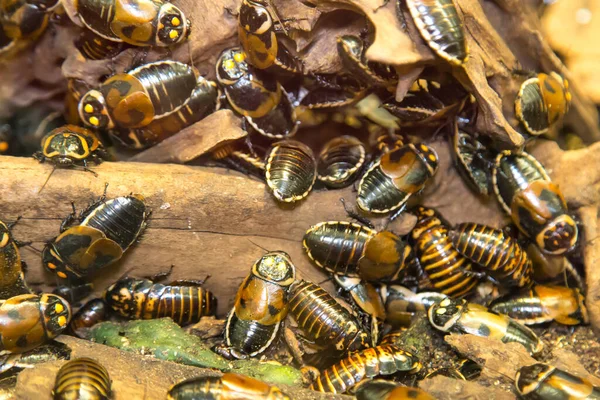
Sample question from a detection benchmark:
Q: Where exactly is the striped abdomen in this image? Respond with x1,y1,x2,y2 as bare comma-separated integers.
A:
76,0,117,40
357,162,408,213
411,213,477,298
69,298,107,336
81,195,147,251
289,280,369,352
130,61,199,118
303,221,375,276
76,30,122,60
406,0,467,65
310,344,422,394
265,140,317,202
53,357,111,400
450,223,532,287
142,284,217,325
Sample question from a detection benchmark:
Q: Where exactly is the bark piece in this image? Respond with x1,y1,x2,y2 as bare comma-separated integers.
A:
15,335,344,400
129,110,247,163
420,375,515,400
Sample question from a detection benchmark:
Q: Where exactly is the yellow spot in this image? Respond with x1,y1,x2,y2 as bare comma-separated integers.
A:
47,263,57,270
55,303,64,313
169,30,179,39
224,59,235,70
420,144,428,152
57,271,67,279
436,307,447,314
428,154,436,162
440,298,451,307
89,116,100,126
233,51,246,63
84,104,93,113
0,142,8,152
171,17,180,26
564,232,570,237
57,316,67,327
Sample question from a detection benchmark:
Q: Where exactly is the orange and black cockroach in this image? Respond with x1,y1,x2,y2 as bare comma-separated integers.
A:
238,0,301,75
310,344,422,394
317,135,367,189
53,357,112,400
104,276,216,326
449,222,533,288
217,251,296,359
300,74,368,110
75,30,124,60
355,380,435,400
493,150,578,255
33,125,107,170
526,242,584,287
79,61,199,131
380,285,446,328
63,0,190,47
515,363,600,400
109,76,221,149
334,276,385,345
410,207,479,298
489,284,588,326
265,140,316,203
428,297,543,356
357,142,438,215
0,218,32,299
69,298,108,337
168,372,291,400
0,341,71,374
0,293,71,353
515,72,571,137
43,192,149,282
216,47,298,139
303,220,414,282
289,280,371,355
400,0,467,66
0,0,59,44
337,35,398,91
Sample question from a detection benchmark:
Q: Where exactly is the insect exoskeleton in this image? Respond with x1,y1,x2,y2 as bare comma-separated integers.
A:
515,72,571,136
238,0,301,74
381,285,446,328
492,150,578,255
334,276,386,322
515,363,600,400
355,380,435,400
410,207,479,298
337,35,398,91
289,280,371,354
403,0,468,66
220,251,296,359
489,284,588,326
167,372,291,400
452,126,492,196
69,298,107,337
357,143,439,214
265,140,316,202
0,0,60,43
0,293,71,353
76,30,123,60
317,135,366,188
216,47,297,139
64,0,189,47
0,342,71,374
109,77,221,149
449,222,533,288
0,219,31,299
428,297,544,355
34,125,106,168
79,61,199,131
53,357,112,400
303,221,413,281
104,277,217,325
42,194,149,282
310,344,422,394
